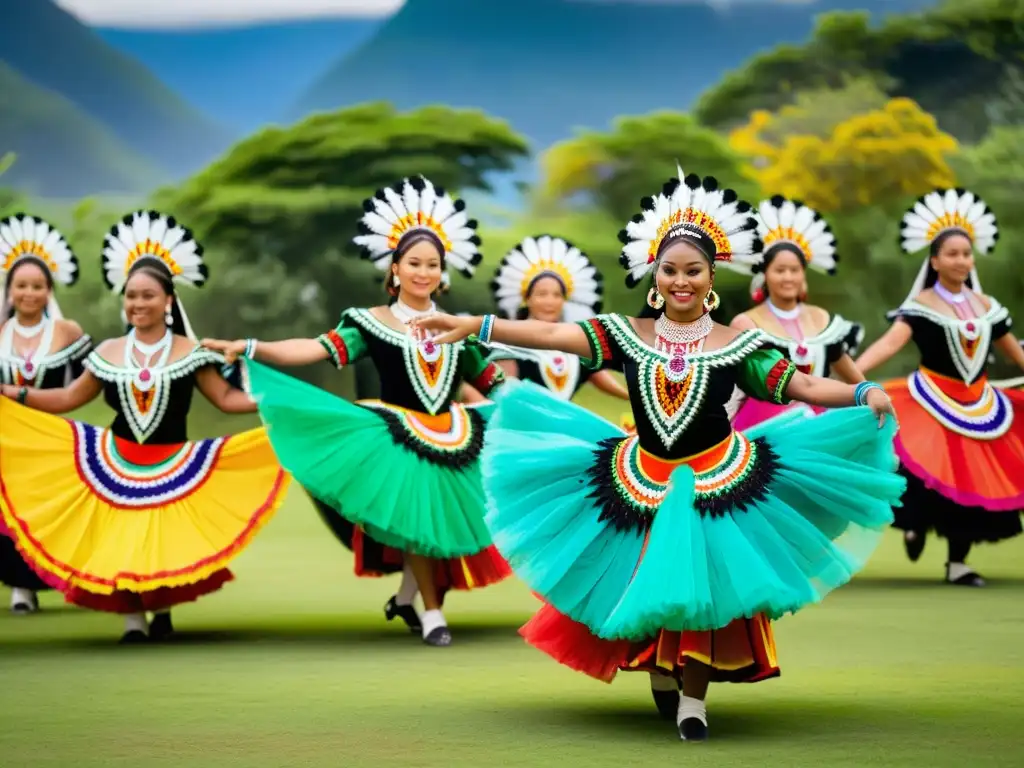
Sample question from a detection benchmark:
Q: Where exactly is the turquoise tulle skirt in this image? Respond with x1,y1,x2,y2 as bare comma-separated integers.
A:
482,382,904,640
247,360,497,558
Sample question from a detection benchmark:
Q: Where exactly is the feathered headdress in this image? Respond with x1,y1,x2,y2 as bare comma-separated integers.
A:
745,195,838,302
102,210,207,340
899,187,997,304
491,235,603,322
354,176,482,288
618,164,760,287
0,213,79,319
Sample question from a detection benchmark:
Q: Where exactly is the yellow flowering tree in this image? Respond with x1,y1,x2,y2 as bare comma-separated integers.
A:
730,95,958,213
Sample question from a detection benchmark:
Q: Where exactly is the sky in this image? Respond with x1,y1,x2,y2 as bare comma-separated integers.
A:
54,0,406,28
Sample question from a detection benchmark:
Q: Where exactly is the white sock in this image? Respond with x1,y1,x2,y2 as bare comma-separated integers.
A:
650,672,678,692
10,587,35,609
420,608,447,639
677,695,708,727
396,562,419,606
123,612,147,634
947,562,974,581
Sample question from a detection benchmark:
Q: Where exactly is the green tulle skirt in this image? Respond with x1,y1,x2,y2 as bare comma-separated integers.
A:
247,360,496,558
482,381,904,640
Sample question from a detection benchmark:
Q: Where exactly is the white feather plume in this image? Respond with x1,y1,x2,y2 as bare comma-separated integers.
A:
0,214,79,287
492,235,603,321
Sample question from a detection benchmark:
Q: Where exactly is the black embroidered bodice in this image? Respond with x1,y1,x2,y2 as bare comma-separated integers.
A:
316,308,504,414
578,314,796,460
484,344,593,400
0,319,92,389
83,346,224,445
893,298,1012,384
748,313,861,378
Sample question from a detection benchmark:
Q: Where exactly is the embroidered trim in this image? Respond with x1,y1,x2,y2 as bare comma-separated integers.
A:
756,315,853,377
907,369,1013,440
897,299,1009,383
358,401,485,467
586,432,777,535
486,344,581,399
73,423,223,509
84,346,224,444
598,314,768,449
317,329,349,369
766,359,796,404
0,332,92,386
578,317,612,369
345,309,464,415
470,361,505,395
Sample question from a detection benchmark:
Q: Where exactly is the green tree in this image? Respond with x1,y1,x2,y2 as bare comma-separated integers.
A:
158,102,530,329
539,112,756,226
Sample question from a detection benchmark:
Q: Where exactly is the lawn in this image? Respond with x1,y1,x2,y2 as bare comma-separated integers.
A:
2,393,1023,766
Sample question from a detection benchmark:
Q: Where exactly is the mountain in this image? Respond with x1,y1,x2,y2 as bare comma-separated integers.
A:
0,0,230,183
291,0,940,149
0,62,163,198
97,19,385,133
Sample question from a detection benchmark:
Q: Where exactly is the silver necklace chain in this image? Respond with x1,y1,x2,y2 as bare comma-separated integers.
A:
654,312,713,345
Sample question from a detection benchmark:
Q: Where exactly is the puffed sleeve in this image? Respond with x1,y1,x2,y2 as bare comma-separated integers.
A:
736,347,797,405
316,311,369,370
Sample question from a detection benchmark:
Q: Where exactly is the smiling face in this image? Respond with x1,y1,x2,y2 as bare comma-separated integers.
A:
525,275,566,323
655,239,713,320
763,248,806,304
6,260,52,320
124,270,172,332
393,238,444,300
930,232,974,288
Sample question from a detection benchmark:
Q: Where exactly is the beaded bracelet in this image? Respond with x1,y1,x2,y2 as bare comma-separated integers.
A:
479,314,496,345
854,381,883,406
243,339,258,359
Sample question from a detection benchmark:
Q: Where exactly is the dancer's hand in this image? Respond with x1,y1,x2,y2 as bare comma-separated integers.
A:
409,313,478,344
201,338,246,364
866,388,897,428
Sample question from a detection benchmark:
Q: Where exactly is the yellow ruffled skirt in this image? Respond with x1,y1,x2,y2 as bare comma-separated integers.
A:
0,399,289,613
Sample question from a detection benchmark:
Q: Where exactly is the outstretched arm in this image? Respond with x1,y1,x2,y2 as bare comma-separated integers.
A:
202,337,329,367
195,366,257,414
1,371,103,414
590,369,629,399
830,354,866,385
786,371,894,425
411,314,593,359
855,321,912,375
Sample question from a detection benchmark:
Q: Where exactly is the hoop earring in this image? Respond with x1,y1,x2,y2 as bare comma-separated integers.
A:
703,289,720,313
647,287,665,310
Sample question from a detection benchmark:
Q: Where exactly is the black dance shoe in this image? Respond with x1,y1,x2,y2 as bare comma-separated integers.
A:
149,612,175,641
946,565,986,587
678,717,708,742
119,630,149,645
423,626,452,647
11,601,33,615
384,596,421,633
903,530,926,562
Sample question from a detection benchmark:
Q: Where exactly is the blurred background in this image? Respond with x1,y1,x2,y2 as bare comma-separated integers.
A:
4,0,1024,396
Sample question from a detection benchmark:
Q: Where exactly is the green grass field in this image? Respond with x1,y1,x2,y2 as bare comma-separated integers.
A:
2,394,1023,766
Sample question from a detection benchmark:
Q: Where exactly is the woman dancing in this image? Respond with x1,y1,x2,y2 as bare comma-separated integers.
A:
0,210,289,643
856,188,1024,586
203,176,510,647
730,195,865,428
0,214,92,614
410,167,904,740
488,235,628,401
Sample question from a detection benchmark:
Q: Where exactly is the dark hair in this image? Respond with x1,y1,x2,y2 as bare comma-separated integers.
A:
515,271,568,320
123,261,189,336
4,257,54,318
657,230,717,266
384,230,448,298
925,229,975,290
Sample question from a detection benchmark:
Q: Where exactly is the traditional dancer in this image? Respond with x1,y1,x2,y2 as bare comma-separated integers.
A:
409,167,904,741
488,235,628,401
729,195,865,428
856,187,1024,586
202,176,510,647
0,210,289,643
0,214,92,614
